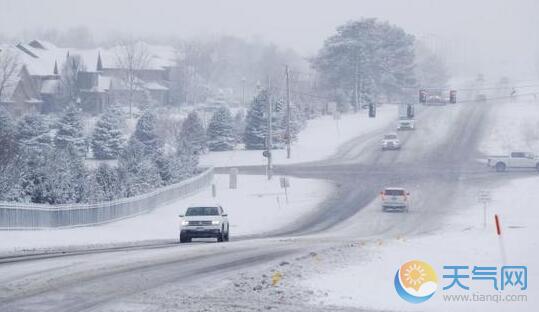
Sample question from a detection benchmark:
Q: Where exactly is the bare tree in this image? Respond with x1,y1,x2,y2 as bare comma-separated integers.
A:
0,49,20,103
115,41,151,118
59,54,86,106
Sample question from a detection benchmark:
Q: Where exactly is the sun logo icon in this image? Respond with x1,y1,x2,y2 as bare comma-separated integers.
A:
394,260,438,303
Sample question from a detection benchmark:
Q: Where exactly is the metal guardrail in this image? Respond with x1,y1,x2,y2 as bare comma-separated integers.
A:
0,167,214,229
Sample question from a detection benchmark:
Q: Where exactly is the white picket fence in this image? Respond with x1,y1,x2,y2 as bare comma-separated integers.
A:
0,167,214,229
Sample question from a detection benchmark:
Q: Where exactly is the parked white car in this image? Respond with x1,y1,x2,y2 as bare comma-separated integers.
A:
179,204,230,243
487,152,539,172
397,118,415,130
381,133,401,150
380,187,410,212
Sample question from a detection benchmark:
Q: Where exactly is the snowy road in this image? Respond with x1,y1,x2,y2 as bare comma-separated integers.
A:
0,100,530,312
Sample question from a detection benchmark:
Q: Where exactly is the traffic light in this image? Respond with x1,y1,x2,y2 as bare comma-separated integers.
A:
449,90,457,104
419,89,427,104
369,103,376,118
407,104,414,118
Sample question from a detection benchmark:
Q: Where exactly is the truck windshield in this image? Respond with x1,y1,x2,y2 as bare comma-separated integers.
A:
384,189,404,196
186,207,220,216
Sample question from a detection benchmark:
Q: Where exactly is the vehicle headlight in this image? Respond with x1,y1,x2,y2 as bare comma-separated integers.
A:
181,220,189,226
211,220,220,225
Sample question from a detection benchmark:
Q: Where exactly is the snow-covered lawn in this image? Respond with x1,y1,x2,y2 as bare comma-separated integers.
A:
0,174,333,255
480,97,539,155
200,105,398,167
302,176,538,311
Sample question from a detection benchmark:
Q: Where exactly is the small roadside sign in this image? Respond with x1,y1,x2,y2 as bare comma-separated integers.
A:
280,177,290,203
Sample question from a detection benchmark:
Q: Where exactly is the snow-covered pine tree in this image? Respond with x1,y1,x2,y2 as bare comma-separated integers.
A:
154,152,185,185
16,114,53,153
176,136,199,179
0,108,22,201
91,163,123,201
132,110,161,156
278,101,306,143
207,106,236,151
82,170,107,204
244,90,268,150
180,111,206,154
29,146,88,204
91,106,125,159
55,104,87,156
118,138,162,197
0,108,18,164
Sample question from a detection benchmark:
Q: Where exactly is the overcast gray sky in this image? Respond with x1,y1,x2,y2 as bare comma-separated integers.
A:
1,0,538,78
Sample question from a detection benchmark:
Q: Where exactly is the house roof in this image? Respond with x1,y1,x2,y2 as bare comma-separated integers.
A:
6,40,177,77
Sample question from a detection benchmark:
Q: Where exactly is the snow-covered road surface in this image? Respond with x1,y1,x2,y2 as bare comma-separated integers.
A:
1,98,536,311
0,174,333,255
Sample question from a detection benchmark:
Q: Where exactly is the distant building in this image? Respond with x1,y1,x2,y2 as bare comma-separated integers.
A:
0,40,176,116
0,47,42,116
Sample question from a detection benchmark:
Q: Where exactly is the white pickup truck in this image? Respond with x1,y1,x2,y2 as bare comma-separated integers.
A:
487,152,539,172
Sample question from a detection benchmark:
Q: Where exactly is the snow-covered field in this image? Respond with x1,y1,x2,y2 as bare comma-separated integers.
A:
0,174,333,255
480,97,539,155
200,105,398,167
301,176,538,311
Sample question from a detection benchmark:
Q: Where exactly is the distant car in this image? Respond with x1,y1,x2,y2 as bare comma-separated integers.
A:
380,187,410,212
381,133,401,150
426,95,446,106
487,152,539,172
179,204,230,243
397,118,415,130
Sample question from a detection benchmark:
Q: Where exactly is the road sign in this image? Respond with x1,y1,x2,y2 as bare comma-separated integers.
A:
478,190,491,203
478,190,491,228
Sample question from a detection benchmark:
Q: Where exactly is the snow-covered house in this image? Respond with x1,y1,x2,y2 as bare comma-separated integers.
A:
0,45,43,116
1,40,176,116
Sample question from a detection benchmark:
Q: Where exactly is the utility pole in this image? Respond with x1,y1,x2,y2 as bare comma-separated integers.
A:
241,77,246,107
266,76,273,180
285,65,291,159
354,54,359,113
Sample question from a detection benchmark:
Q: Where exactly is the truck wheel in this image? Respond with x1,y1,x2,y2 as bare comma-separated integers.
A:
495,162,506,172
224,227,230,241
179,232,189,243
217,227,224,242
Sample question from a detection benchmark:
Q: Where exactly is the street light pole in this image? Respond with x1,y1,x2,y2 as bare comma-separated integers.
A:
266,76,273,180
285,65,291,159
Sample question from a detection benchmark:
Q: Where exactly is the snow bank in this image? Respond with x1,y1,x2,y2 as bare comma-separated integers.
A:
199,105,398,167
0,175,332,254
480,98,539,155
302,176,539,311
